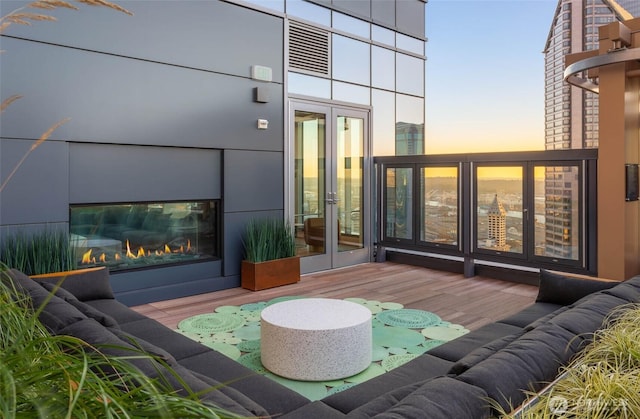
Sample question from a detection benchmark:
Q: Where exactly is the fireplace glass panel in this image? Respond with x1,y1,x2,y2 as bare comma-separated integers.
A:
70,201,220,271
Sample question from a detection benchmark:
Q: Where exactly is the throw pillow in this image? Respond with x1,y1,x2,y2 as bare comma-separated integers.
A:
536,269,617,305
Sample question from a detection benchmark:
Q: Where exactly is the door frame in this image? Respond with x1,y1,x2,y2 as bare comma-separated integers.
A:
286,98,372,274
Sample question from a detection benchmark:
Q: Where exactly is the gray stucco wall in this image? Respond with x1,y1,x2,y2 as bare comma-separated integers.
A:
0,0,285,305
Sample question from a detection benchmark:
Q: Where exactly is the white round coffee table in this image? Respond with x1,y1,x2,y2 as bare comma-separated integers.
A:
260,298,372,381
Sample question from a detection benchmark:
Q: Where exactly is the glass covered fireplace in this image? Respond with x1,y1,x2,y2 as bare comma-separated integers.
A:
70,200,220,271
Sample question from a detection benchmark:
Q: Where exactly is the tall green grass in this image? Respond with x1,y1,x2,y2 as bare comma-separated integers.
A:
0,230,77,275
243,218,296,263
502,303,640,418
0,264,237,418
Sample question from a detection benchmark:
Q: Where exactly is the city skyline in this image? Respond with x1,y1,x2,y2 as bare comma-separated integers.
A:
425,0,557,155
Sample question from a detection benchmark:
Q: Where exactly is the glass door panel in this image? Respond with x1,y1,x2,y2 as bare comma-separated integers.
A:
294,111,327,258
336,115,364,252
291,102,370,273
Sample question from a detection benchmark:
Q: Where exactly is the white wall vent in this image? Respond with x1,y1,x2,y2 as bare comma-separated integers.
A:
288,21,330,76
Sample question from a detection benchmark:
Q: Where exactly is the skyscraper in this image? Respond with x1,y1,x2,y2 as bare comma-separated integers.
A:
542,0,638,260
544,0,638,151
487,194,510,252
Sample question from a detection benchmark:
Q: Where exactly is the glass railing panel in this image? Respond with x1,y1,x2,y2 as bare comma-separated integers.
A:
476,166,523,254
385,167,413,240
420,166,458,246
534,165,580,260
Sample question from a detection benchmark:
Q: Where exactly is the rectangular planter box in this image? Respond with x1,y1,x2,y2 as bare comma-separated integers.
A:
241,256,300,291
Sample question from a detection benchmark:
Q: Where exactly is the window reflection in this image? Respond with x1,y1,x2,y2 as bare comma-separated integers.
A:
286,0,330,26
372,89,395,156
372,25,395,47
535,165,579,260
386,167,413,239
396,94,424,155
421,167,458,245
332,34,370,85
396,53,424,96
288,72,330,98
372,46,395,90
396,33,424,55
332,81,370,105
333,12,369,38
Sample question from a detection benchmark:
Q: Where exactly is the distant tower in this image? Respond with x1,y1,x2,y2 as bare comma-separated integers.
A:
487,194,510,251
542,0,638,260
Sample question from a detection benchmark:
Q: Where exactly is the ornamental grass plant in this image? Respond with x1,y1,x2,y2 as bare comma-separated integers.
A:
242,218,296,263
0,230,77,275
0,265,238,418
502,304,640,418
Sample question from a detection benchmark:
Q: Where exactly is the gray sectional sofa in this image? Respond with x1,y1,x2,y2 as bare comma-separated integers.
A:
6,267,640,418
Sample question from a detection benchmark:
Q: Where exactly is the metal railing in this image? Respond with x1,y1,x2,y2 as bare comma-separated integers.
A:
374,149,598,277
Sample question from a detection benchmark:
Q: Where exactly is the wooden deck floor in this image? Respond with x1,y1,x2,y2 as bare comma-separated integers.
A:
131,262,539,331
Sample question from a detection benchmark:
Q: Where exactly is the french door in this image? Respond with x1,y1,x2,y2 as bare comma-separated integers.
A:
290,101,370,273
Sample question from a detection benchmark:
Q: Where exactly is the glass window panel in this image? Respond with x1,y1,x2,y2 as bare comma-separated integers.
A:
286,0,330,26
332,81,370,105
534,165,579,260
372,25,395,47
337,115,364,248
241,0,284,12
385,167,413,239
371,89,395,156
288,72,330,98
396,33,424,55
476,166,523,254
333,12,370,38
332,34,370,85
396,94,424,155
421,167,458,245
372,46,395,90
396,53,424,96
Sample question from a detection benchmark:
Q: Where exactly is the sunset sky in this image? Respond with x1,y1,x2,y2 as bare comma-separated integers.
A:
425,0,557,155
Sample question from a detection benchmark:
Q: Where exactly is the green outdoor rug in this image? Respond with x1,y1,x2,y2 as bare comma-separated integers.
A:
176,296,468,401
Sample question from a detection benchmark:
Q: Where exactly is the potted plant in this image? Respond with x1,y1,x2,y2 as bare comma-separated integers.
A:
241,218,300,291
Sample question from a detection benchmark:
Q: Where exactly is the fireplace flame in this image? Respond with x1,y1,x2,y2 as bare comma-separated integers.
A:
81,237,195,267
82,249,93,264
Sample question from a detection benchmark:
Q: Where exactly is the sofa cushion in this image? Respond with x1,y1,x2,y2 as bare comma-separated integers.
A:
548,293,630,337
448,331,525,375
58,318,267,417
347,377,491,419
425,322,522,362
119,318,210,361
5,269,88,333
602,281,640,303
457,323,583,413
535,270,617,305
85,299,149,324
497,302,564,329
31,267,114,301
322,354,454,414
279,401,347,418
179,350,311,415
37,281,119,328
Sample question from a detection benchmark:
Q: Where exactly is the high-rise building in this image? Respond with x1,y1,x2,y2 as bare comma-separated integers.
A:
544,0,638,151
486,195,510,252
542,0,638,259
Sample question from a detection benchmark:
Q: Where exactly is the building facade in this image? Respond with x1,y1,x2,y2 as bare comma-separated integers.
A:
542,0,638,260
0,0,427,304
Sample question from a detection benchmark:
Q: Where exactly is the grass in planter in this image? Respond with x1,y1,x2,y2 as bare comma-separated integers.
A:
503,304,640,418
0,266,239,418
243,218,296,263
0,230,77,275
